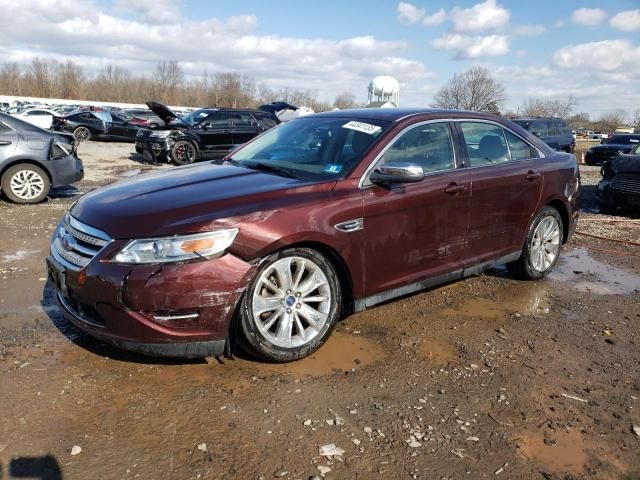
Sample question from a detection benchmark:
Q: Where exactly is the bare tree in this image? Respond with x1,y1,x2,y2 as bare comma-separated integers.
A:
596,109,628,132
333,92,357,109
519,95,578,119
0,62,23,96
432,66,506,112
155,60,183,104
56,60,84,99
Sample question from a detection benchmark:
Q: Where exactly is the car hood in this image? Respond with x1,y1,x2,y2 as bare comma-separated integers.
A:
71,163,332,239
602,154,640,178
146,102,179,124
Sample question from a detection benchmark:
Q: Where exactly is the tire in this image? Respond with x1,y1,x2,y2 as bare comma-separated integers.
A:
239,248,342,362
508,206,563,280
73,126,91,142
170,140,197,165
135,146,143,154
1,164,50,204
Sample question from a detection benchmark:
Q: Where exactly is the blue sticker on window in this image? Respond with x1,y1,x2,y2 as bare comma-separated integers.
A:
324,164,343,174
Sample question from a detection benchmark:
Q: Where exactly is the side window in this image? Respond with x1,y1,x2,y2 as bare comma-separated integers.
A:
229,112,256,127
504,130,539,161
459,122,509,167
203,113,232,128
380,122,455,174
546,120,560,136
530,120,547,137
27,110,46,116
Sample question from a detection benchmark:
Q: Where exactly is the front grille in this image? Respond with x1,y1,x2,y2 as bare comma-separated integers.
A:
610,175,640,194
51,213,112,270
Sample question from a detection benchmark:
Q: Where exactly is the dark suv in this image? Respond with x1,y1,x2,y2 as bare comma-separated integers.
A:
135,102,280,165
512,118,574,153
48,109,580,362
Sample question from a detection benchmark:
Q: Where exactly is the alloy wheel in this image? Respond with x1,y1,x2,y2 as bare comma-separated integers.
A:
173,142,196,164
75,127,90,142
251,256,332,349
530,216,561,272
9,169,46,201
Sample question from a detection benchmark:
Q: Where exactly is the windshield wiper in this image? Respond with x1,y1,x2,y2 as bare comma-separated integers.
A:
237,161,299,179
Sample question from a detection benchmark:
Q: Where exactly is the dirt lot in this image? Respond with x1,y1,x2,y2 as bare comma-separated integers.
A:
0,140,639,480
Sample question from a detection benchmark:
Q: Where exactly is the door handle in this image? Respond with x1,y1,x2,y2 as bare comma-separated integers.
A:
444,183,467,195
0,140,11,146
525,171,541,181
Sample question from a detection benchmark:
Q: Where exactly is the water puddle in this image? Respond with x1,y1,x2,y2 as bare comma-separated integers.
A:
255,332,384,377
518,429,588,475
549,248,640,294
418,338,457,366
437,283,549,321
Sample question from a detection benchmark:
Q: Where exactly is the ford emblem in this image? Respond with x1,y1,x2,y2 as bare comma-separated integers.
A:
61,234,74,251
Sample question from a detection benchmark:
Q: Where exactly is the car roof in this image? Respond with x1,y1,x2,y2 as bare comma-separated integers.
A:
310,108,501,123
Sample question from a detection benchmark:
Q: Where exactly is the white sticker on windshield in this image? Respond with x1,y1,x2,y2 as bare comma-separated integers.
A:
342,121,382,135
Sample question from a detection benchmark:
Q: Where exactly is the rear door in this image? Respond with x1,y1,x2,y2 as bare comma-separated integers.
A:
0,121,18,157
362,121,470,298
456,121,543,267
230,112,262,146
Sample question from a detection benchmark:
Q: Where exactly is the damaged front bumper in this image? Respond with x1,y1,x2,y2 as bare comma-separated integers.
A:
135,137,171,163
47,246,255,358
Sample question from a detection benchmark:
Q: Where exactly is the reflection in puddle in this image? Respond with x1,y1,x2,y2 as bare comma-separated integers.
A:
549,248,640,295
255,332,384,377
518,429,588,475
437,283,550,321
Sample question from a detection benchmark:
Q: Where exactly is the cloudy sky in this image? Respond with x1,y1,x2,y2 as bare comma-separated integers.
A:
0,0,639,116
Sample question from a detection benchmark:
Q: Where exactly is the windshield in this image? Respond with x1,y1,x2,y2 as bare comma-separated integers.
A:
228,116,391,180
176,109,211,126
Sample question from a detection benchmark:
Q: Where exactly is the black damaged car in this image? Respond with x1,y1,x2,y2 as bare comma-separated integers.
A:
597,143,640,211
585,134,640,166
135,102,292,165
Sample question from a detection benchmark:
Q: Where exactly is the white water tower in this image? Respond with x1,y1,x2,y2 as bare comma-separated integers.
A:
367,75,400,107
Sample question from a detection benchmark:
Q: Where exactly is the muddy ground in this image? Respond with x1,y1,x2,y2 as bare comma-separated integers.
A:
0,140,639,480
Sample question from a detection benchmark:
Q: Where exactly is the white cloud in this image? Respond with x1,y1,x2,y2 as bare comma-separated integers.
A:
397,2,445,27
571,8,607,26
422,8,446,26
513,24,546,37
450,0,510,33
431,33,509,58
397,2,425,24
551,39,640,73
609,9,640,32
0,0,433,104
113,0,182,24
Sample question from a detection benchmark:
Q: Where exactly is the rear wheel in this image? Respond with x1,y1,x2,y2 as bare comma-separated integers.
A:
73,126,91,142
239,248,342,362
508,206,563,280
1,164,50,204
170,140,197,165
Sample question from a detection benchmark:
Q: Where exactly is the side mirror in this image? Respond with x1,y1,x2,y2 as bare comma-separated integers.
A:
370,162,424,185
200,123,209,131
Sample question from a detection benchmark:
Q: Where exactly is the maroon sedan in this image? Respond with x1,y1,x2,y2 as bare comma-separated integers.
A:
47,109,580,362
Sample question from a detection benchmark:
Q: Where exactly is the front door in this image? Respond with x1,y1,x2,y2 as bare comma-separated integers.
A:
456,121,543,266
198,113,234,158
362,121,470,298
229,112,262,147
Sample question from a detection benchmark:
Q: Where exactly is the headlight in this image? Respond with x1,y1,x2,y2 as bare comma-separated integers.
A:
149,130,172,139
113,229,238,264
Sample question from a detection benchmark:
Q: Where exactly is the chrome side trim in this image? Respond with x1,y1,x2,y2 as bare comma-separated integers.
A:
334,218,364,233
353,250,522,312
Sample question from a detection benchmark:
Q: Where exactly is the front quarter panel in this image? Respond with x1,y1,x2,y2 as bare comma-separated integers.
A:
228,179,366,298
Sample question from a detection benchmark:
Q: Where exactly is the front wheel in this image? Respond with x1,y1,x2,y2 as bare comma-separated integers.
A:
1,164,50,204
239,248,342,362
170,140,196,165
508,206,563,280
